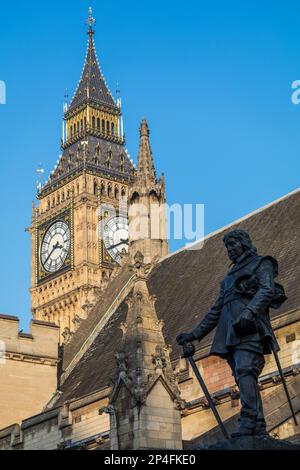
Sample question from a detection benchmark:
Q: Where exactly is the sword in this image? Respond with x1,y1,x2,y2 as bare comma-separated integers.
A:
269,341,298,426
182,342,230,440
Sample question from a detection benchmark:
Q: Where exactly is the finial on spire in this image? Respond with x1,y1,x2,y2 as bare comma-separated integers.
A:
86,6,96,36
140,118,150,137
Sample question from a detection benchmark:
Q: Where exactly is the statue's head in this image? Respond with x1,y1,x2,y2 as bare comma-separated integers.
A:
223,229,257,263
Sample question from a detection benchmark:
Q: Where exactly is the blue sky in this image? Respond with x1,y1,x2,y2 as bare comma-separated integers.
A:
0,0,300,329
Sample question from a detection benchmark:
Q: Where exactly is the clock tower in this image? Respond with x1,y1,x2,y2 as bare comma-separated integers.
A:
30,9,134,341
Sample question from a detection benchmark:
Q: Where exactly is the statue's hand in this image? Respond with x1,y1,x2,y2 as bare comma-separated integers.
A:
176,332,195,346
242,308,255,320
232,308,257,337
182,342,196,358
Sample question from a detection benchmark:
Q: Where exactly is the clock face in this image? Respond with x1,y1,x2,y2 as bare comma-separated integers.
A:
103,216,129,264
40,221,71,273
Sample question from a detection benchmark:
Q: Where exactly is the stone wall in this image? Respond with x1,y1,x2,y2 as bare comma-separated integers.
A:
0,314,59,429
0,392,110,450
138,381,183,450
0,312,299,449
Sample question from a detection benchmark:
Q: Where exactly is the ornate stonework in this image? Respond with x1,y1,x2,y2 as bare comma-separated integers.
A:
128,120,168,264
106,252,184,450
29,17,134,342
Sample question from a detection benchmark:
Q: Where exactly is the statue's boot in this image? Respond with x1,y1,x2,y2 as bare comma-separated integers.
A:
255,424,269,436
254,390,268,436
231,370,260,438
228,349,265,439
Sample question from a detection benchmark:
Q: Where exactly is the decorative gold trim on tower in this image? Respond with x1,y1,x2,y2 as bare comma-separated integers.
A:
70,191,75,270
35,208,39,288
98,186,102,266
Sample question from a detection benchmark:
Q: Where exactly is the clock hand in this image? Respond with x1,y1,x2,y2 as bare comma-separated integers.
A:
44,242,62,265
108,239,129,250
108,241,124,250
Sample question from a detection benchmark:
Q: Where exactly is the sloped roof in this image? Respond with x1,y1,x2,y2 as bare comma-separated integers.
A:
57,188,300,404
62,264,135,374
40,136,134,196
57,302,128,404
67,33,117,114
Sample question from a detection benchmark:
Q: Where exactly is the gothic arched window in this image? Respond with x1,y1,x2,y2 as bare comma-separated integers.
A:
106,121,110,134
130,191,140,204
102,119,105,133
111,122,115,135
100,181,105,197
94,180,98,195
97,118,100,130
92,116,96,128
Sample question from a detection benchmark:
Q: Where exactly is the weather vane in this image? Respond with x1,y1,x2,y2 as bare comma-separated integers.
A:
86,6,96,34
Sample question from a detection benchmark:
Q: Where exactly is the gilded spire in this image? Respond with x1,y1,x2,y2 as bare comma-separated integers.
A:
39,8,133,198
66,8,117,114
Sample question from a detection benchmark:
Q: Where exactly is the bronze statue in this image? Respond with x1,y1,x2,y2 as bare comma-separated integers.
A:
177,229,288,438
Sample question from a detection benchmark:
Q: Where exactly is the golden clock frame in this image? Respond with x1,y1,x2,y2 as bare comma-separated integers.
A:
97,183,128,268
100,208,128,267
99,204,117,266
35,206,74,286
